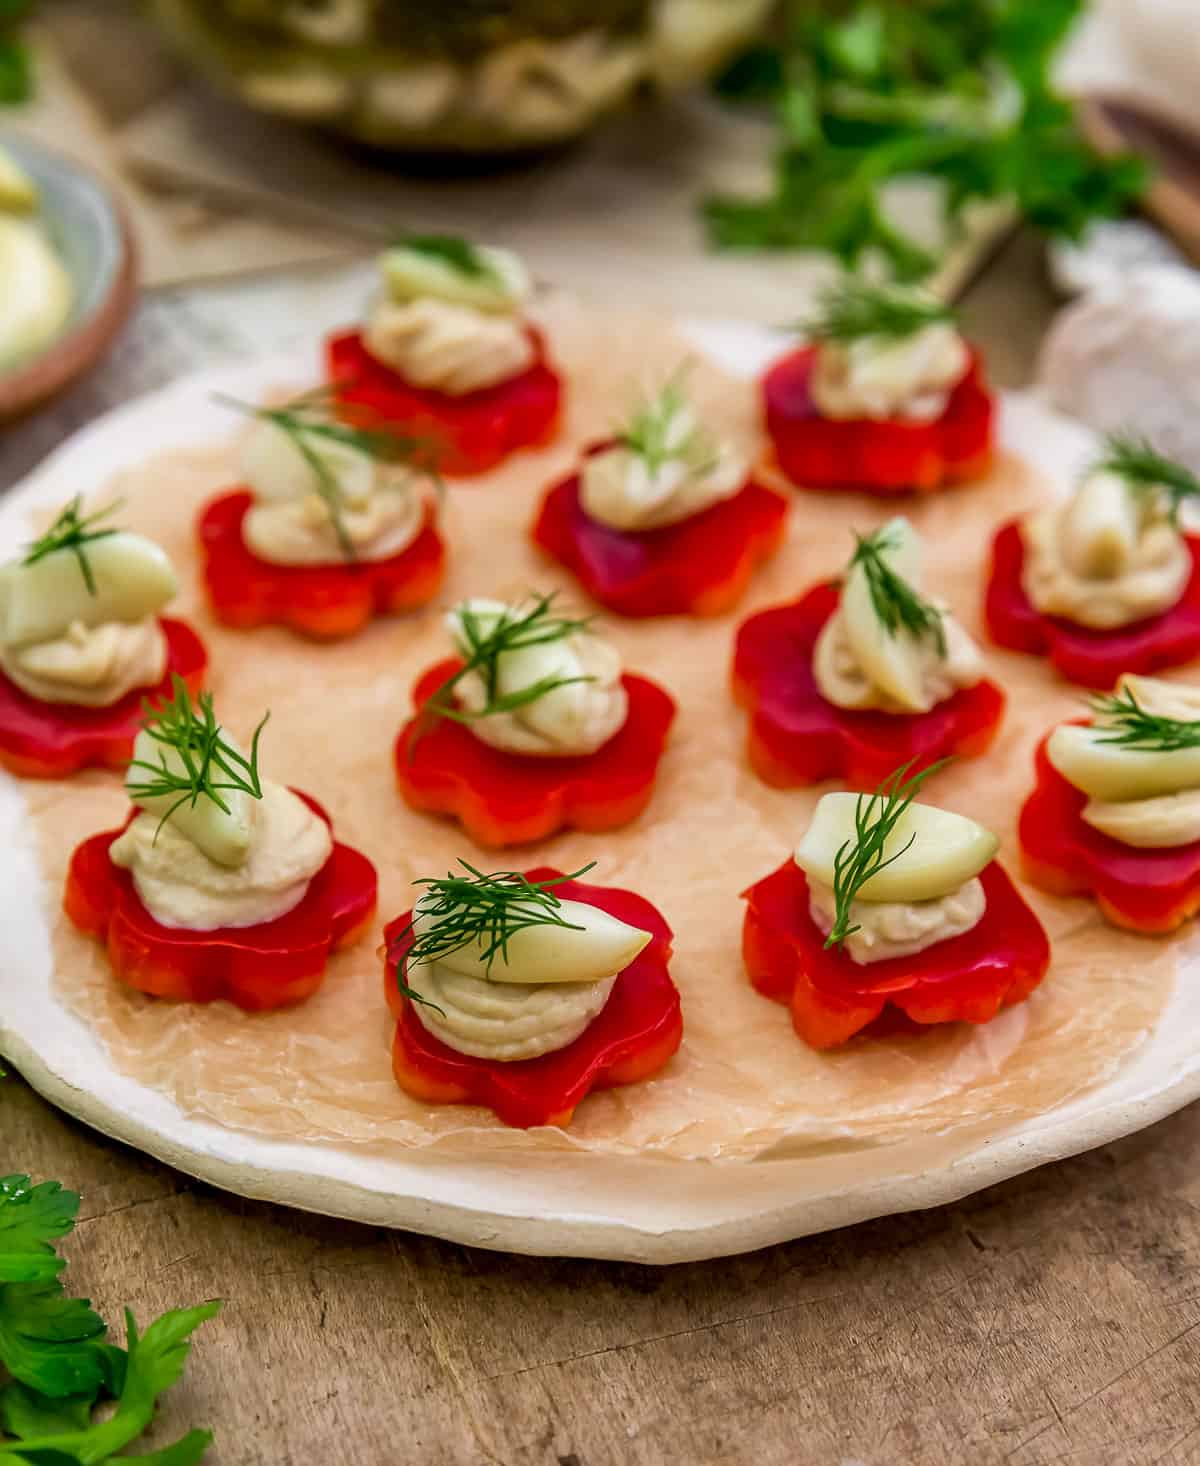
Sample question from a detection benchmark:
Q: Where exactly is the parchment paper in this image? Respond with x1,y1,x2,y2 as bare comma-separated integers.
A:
26,296,1178,1163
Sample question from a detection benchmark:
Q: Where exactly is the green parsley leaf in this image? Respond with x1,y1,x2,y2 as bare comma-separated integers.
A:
0,1179,77,1284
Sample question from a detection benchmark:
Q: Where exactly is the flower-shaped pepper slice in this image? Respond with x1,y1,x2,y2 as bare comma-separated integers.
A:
65,792,377,1010
383,867,681,1128
985,521,1200,689
732,540,1004,788
395,656,676,848
743,858,1049,1049
1019,693,1200,933
532,463,787,618
198,490,446,640
761,283,993,497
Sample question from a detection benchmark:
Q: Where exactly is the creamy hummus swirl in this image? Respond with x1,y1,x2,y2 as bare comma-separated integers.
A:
1083,790,1200,849
1021,470,1190,629
1,616,166,707
814,603,983,714
109,780,332,931
239,418,427,567
406,964,618,1062
810,322,969,423
448,598,628,758
364,298,534,395
807,875,986,965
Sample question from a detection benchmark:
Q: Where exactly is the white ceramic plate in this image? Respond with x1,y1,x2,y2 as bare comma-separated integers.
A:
4,322,1199,1264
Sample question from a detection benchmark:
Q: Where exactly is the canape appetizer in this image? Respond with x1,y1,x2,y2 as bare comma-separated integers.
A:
733,518,1004,787
326,235,561,476
986,437,1200,687
0,499,207,778
531,372,787,617
395,593,675,847
1020,675,1200,932
198,391,446,639
383,860,682,1128
64,679,377,1009
742,763,1050,1048
762,282,994,496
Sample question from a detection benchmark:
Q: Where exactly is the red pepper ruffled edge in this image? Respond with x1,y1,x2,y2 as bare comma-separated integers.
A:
197,489,446,640
742,858,1050,1049
762,345,994,496
0,618,208,780
326,326,562,477
530,463,789,618
1019,729,1200,933
732,581,1005,788
382,868,682,1128
985,522,1200,689
394,658,676,847
63,791,378,1011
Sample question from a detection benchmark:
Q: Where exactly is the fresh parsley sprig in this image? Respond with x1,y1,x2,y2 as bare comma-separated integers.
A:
219,388,441,563
807,280,955,343
706,0,1144,280
396,234,497,282
1091,434,1200,525
849,526,946,656
1090,685,1200,753
825,760,946,949
0,1174,219,1463
419,594,595,736
127,677,267,836
22,498,122,596
392,860,597,1009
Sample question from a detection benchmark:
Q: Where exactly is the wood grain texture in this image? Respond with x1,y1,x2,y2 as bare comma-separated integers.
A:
7,233,1198,1466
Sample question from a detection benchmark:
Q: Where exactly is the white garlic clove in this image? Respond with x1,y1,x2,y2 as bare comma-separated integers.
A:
125,725,257,869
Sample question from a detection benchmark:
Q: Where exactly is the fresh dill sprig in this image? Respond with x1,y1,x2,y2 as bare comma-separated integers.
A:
806,281,956,344
391,859,597,1010
396,234,496,281
849,526,946,657
22,496,122,595
420,593,596,735
615,367,716,479
127,675,268,837
825,760,947,950
219,387,441,562
1090,685,1200,753
1090,433,1200,525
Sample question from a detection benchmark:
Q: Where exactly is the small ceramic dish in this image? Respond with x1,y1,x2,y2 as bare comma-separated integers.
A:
0,134,137,420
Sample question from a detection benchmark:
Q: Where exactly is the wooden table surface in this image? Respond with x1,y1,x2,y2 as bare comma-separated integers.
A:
10,233,1200,1466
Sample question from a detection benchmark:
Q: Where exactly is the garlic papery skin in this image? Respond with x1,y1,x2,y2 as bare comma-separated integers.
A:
239,418,427,567
1021,470,1190,630
0,532,178,649
1,617,167,707
379,241,530,315
447,598,628,758
403,892,650,1062
795,792,998,903
813,517,984,714
810,323,969,423
579,394,746,531
110,780,332,931
807,874,986,964
364,298,534,395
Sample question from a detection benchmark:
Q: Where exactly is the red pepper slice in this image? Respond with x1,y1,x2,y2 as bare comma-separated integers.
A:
394,659,676,847
742,858,1050,1049
762,345,994,496
985,521,1200,689
531,463,788,618
326,326,562,477
1019,728,1200,933
382,868,682,1128
63,791,378,1011
0,618,208,780
197,489,446,640
732,582,1005,787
